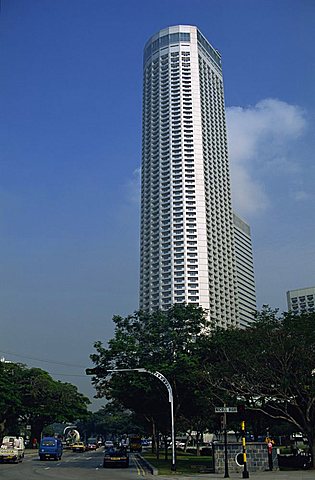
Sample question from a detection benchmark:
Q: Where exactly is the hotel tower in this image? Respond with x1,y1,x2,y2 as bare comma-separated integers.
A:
140,25,255,328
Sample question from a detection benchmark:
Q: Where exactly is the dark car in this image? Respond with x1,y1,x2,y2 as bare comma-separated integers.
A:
103,447,129,468
85,442,97,451
85,438,97,451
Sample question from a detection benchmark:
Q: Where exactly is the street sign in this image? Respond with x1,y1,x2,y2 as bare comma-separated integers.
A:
215,406,238,413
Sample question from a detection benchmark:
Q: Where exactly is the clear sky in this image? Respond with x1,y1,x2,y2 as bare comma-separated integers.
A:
1,0,314,408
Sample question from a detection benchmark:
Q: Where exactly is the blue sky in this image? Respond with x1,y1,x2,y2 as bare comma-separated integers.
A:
1,0,314,408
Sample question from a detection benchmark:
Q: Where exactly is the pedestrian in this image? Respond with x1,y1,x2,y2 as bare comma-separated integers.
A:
267,440,273,470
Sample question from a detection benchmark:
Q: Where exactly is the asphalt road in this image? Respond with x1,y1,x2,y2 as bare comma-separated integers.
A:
2,450,315,480
0,449,149,480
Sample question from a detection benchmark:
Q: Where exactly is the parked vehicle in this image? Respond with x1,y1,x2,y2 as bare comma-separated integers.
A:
0,436,25,463
39,437,63,461
103,447,129,468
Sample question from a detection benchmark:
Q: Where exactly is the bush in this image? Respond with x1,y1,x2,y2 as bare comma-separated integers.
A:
200,447,212,456
186,448,197,454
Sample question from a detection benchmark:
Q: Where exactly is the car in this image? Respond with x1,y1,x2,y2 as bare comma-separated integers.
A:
85,438,97,451
72,442,85,452
104,440,114,448
103,447,129,468
85,442,97,451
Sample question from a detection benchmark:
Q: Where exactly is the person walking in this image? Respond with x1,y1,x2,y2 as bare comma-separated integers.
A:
267,440,273,470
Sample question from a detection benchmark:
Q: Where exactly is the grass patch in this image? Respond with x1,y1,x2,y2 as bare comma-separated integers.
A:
142,451,214,475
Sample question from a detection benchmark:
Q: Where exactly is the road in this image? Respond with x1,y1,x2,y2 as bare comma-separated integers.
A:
2,449,315,480
0,449,149,480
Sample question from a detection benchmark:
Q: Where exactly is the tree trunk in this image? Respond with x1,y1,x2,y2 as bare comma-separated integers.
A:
156,428,160,460
151,419,156,454
304,427,315,469
0,420,6,438
196,431,201,456
310,436,315,469
163,434,168,460
31,421,44,448
184,430,192,453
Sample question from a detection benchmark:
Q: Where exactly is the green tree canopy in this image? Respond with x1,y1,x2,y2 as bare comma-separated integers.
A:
88,305,216,439
202,308,315,463
0,362,90,441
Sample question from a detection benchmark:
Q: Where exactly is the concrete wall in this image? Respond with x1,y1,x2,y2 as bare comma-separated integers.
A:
214,442,277,473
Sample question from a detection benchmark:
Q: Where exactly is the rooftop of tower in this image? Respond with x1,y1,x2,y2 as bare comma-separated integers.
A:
144,25,221,70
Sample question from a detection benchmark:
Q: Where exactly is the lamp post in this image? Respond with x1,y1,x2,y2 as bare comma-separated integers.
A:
106,368,176,472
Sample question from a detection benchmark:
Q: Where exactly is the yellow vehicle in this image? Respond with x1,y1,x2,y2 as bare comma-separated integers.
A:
72,442,85,453
129,435,142,453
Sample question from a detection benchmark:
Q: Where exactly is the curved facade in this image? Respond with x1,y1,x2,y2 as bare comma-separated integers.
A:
140,25,239,328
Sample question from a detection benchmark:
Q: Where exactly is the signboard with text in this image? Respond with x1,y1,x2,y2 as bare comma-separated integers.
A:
215,406,238,413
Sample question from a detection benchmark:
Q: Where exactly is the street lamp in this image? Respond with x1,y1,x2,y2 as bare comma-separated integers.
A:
106,368,176,471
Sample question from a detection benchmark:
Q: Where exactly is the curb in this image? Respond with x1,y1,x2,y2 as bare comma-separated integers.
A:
24,450,38,456
137,454,159,475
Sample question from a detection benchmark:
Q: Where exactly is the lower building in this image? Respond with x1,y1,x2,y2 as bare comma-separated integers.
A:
287,286,315,314
233,213,257,327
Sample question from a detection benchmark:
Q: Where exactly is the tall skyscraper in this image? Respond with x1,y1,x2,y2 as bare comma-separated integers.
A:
287,286,315,315
233,213,256,327
140,25,242,328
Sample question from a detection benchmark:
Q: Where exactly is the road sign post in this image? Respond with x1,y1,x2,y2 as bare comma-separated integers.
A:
223,411,229,478
215,406,237,478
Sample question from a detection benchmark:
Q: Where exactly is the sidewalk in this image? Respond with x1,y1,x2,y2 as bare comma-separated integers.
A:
24,448,38,455
158,471,315,480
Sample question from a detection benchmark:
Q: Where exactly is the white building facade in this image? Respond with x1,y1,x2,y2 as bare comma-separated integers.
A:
140,25,239,328
287,287,315,315
233,213,256,327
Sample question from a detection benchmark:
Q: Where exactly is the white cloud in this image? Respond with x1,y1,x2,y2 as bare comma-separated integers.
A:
226,98,307,216
125,167,141,204
125,99,308,216
293,190,313,202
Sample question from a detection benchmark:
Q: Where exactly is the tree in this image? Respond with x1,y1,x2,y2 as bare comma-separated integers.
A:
78,403,145,440
203,308,315,465
88,305,215,456
0,362,90,442
0,362,25,436
21,368,90,442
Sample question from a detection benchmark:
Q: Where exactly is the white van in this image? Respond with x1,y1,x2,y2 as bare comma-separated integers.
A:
0,436,25,463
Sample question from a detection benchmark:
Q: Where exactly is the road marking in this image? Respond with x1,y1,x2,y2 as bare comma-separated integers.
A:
133,455,146,476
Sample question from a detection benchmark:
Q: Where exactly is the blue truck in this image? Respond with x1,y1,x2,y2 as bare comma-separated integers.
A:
39,437,63,461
